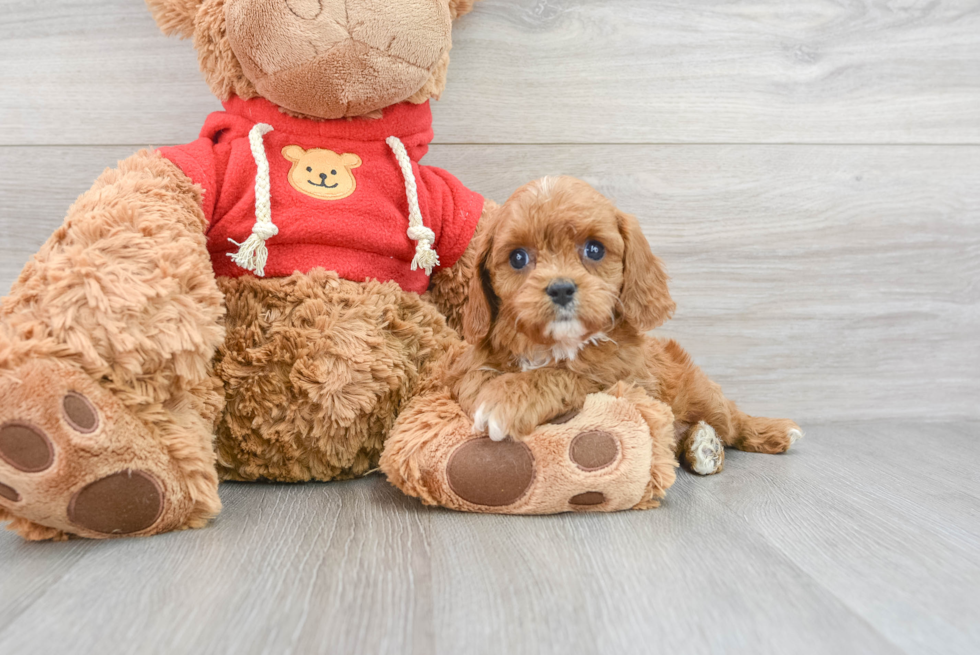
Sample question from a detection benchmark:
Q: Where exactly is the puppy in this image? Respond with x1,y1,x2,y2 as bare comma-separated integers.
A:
447,176,802,474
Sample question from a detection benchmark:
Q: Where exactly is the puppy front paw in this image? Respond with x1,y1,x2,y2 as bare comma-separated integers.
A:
472,399,542,442
473,401,516,442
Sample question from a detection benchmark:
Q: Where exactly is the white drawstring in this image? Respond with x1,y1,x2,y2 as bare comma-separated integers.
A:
230,127,440,278
386,136,439,276
229,123,277,277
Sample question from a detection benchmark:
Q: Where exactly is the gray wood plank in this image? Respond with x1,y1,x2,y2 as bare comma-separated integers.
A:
703,421,980,655
424,478,902,655
0,480,435,655
0,435,917,655
2,144,977,422
1,422,977,654
2,0,979,145
0,534,91,635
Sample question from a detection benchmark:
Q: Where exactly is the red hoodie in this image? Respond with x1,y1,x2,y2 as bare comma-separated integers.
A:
159,97,484,294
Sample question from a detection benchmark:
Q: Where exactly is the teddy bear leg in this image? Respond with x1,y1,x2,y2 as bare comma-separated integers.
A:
0,151,225,540
380,382,678,514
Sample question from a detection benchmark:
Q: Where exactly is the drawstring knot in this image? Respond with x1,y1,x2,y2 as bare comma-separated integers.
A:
229,123,276,277
251,222,279,240
386,136,440,275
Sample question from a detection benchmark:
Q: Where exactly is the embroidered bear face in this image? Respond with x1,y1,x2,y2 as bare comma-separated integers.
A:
282,145,362,200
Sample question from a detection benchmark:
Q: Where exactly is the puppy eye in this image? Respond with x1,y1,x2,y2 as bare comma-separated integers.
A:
331,170,337,175
509,248,530,270
306,166,313,172
584,240,605,261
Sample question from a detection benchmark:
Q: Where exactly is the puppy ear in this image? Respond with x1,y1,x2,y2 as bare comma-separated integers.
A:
617,210,675,332
461,229,498,343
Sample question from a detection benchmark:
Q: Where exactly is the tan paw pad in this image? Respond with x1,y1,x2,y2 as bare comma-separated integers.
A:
0,481,21,502
569,491,606,507
61,392,99,434
569,430,620,471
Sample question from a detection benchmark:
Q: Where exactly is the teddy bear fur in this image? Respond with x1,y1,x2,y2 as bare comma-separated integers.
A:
0,0,488,540
381,364,680,513
0,0,683,540
155,0,473,119
0,150,225,540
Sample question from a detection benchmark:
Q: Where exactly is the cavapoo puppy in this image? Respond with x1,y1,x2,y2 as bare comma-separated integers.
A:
447,176,802,475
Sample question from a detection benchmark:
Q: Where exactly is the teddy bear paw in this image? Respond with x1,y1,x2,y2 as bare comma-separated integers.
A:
0,359,193,539
441,392,661,514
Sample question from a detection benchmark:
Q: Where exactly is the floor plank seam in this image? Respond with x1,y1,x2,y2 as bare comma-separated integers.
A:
699,487,913,655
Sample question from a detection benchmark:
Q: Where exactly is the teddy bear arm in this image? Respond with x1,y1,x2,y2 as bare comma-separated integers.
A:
2,149,222,378
0,149,225,539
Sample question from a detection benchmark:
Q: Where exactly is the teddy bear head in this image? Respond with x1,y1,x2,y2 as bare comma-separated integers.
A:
147,0,478,119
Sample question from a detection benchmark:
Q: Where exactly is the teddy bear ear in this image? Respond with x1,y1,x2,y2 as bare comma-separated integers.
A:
146,0,204,38
282,145,306,162
341,153,363,169
449,0,480,20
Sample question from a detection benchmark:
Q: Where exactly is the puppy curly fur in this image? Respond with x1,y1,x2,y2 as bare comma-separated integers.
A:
448,176,801,468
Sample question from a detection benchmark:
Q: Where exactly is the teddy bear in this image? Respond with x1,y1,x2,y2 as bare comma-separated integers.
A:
0,0,677,541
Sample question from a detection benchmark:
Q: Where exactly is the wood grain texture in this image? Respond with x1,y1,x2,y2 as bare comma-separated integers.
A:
0,422,976,655
2,0,979,145
704,423,980,655
0,481,434,654
2,144,977,422
1,1,978,653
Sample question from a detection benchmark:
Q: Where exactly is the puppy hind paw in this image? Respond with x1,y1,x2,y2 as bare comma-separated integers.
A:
684,421,724,476
736,418,803,454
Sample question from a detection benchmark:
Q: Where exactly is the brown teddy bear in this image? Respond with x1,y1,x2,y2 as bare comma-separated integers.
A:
0,0,676,540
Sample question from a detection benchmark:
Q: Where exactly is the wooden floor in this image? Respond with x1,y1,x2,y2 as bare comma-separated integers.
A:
0,422,975,655
1,0,978,653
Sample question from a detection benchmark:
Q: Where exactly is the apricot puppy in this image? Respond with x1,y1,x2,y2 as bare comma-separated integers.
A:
447,176,802,475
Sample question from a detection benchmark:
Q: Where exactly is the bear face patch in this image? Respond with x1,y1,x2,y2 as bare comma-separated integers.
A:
282,145,362,200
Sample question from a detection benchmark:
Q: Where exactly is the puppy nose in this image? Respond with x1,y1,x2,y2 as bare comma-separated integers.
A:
546,280,577,307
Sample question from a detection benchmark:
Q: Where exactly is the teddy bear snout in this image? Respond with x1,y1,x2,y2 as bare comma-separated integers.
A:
284,0,323,21
225,0,453,119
